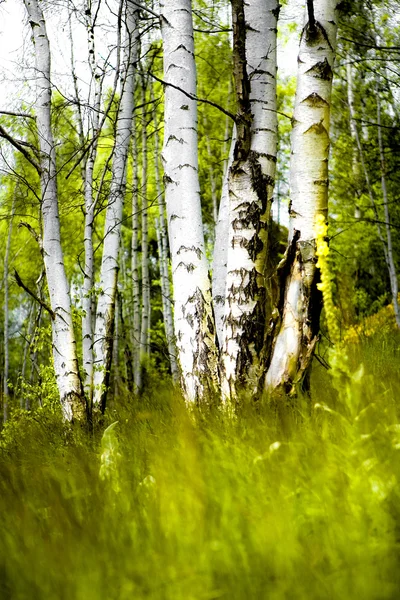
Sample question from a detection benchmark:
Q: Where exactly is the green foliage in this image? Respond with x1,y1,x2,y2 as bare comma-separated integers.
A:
1,333,400,599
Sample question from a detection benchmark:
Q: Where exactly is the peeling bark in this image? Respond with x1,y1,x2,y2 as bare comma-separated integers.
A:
265,0,339,394
220,0,279,399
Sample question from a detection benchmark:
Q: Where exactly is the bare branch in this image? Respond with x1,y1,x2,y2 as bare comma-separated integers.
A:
0,110,36,120
127,0,159,18
148,71,236,122
307,0,316,33
0,124,42,174
18,221,43,249
14,269,55,320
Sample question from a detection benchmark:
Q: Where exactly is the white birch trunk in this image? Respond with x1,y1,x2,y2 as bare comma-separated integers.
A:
92,2,139,410
81,1,103,395
266,0,339,393
160,0,218,402
131,108,142,390
203,114,218,226
212,127,236,348
140,75,150,364
150,81,179,380
220,0,278,398
24,0,85,421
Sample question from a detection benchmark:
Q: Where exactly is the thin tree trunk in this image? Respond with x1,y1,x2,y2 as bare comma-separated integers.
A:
160,0,219,402
212,127,236,348
3,192,16,422
203,114,218,226
266,0,339,394
140,73,150,367
24,0,86,421
220,0,279,399
81,1,103,396
376,83,400,327
92,1,139,412
118,291,134,392
21,301,35,388
131,107,141,391
150,79,178,380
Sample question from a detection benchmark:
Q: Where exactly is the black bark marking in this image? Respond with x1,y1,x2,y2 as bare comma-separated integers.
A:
271,4,280,19
177,245,203,259
304,121,328,136
177,261,195,272
232,200,266,231
305,58,333,81
188,287,219,403
178,163,196,171
167,134,184,144
301,92,328,107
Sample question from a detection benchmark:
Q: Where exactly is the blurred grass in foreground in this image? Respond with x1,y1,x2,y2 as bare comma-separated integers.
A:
1,330,400,599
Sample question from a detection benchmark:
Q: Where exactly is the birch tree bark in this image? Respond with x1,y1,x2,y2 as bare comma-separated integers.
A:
92,1,139,411
131,108,142,390
220,0,279,399
159,0,219,402
266,0,339,394
212,127,235,348
81,1,103,395
150,80,178,381
139,73,150,366
24,0,86,421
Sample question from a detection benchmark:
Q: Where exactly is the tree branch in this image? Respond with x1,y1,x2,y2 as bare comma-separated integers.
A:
14,269,55,320
307,0,316,33
0,125,42,174
126,0,159,18
148,71,236,122
0,110,36,120
18,221,43,249
340,37,400,52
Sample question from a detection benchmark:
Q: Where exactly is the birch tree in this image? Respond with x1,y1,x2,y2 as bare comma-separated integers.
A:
23,0,86,421
266,0,339,393
92,0,140,411
150,79,178,380
220,0,279,398
131,108,142,389
159,0,219,401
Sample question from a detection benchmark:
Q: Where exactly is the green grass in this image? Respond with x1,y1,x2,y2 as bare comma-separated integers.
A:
1,331,400,599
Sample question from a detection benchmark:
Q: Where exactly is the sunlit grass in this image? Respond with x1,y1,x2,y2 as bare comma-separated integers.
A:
1,331,400,599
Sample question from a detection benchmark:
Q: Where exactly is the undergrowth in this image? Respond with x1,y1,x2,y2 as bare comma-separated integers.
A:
1,330,400,599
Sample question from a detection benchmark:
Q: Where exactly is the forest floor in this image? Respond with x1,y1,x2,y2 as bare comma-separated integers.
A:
1,329,400,599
